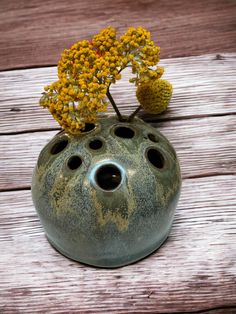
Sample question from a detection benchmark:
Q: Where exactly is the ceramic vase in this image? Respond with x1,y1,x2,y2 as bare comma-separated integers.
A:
32,116,181,268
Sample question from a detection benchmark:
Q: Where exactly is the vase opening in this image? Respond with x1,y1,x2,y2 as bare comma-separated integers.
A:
89,139,103,150
147,133,159,143
146,148,165,169
67,155,82,170
95,164,122,191
114,126,135,139
81,123,96,133
50,139,69,155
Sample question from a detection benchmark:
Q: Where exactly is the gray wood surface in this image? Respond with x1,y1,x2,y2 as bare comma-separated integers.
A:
0,14,235,311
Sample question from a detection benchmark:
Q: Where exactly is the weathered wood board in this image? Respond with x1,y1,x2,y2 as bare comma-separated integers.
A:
0,0,235,70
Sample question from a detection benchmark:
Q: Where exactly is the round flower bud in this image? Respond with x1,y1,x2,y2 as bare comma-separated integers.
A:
136,79,173,114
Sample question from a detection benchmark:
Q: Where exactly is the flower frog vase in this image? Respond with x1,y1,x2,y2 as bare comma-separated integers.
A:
31,27,181,268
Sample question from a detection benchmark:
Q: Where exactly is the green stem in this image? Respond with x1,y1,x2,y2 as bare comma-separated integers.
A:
127,105,142,122
106,89,123,121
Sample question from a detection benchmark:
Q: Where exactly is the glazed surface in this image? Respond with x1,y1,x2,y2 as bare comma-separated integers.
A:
32,116,181,267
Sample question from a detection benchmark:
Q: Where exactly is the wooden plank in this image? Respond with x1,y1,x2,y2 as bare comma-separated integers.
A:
0,175,235,313
0,115,235,191
0,53,235,134
0,0,235,70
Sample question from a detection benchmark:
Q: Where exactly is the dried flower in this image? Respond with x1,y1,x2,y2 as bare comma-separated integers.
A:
40,26,171,134
136,79,172,114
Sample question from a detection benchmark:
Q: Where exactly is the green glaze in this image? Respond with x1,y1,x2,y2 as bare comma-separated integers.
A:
32,116,181,268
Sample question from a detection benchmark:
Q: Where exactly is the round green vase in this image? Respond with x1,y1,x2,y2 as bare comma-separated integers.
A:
32,116,181,268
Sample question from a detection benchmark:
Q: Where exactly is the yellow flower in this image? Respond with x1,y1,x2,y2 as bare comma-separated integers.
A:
136,79,173,114
40,26,167,134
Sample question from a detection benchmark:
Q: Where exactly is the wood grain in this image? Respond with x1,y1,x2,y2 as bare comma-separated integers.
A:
0,114,235,191
0,175,235,313
0,0,235,70
0,53,235,134
0,6,235,307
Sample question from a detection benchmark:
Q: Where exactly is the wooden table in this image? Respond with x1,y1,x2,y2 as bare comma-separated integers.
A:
0,1,236,313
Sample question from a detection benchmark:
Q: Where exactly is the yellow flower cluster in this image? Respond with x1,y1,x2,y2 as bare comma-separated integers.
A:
40,26,166,134
136,79,173,114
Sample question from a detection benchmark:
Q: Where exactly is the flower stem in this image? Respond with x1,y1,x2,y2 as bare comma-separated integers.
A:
106,90,123,121
127,105,142,122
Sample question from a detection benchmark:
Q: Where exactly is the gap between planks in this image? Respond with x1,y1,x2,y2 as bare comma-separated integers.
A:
1,112,236,137
0,53,235,134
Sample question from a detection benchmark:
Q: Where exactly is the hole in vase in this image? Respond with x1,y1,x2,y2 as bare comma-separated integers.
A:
147,133,158,143
146,148,165,169
81,123,96,133
89,139,103,150
114,126,135,139
95,164,122,191
50,139,68,155
67,155,82,170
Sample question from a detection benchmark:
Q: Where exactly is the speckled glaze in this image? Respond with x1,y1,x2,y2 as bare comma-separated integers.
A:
32,116,181,268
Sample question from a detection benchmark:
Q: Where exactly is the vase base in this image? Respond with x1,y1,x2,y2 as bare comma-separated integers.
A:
46,231,171,268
